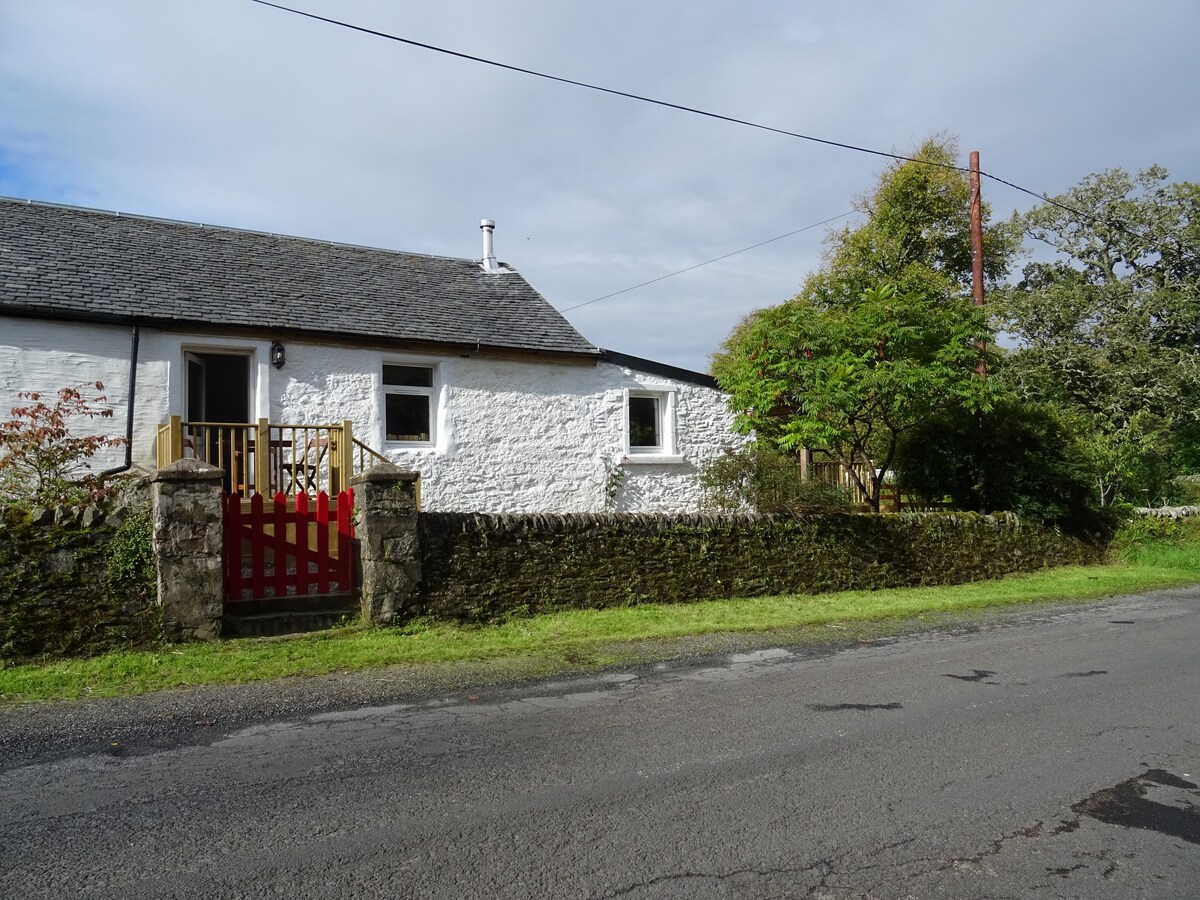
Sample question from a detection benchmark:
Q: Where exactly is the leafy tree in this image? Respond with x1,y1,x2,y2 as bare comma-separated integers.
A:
996,166,1200,505
0,383,125,506
712,285,1000,512
801,136,1018,308
713,137,1017,513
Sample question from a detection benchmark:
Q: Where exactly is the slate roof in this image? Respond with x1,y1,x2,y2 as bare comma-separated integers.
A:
0,198,599,358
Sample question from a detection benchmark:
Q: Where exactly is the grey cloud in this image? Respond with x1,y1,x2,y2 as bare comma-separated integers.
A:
1,0,1197,371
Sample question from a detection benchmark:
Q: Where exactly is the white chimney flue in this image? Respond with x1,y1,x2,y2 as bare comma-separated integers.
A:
480,219,498,272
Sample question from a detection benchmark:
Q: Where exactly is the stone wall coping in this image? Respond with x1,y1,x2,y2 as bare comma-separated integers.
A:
152,458,225,483
1135,505,1199,518
350,463,420,486
419,509,1017,532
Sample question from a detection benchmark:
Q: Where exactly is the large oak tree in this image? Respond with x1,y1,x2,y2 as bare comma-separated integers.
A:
996,166,1200,505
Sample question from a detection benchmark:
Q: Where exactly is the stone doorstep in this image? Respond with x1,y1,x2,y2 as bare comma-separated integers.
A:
225,593,359,617
222,593,360,638
222,609,359,639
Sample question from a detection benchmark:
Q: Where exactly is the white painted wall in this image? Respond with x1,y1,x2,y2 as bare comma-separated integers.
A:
271,340,744,512
2,319,743,512
0,318,169,475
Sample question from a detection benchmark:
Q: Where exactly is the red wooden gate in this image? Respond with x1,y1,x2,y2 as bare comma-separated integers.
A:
224,490,355,603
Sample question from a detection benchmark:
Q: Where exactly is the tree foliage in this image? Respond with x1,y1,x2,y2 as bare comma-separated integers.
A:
713,285,1000,511
895,400,1095,526
713,138,1018,512
801,137,1018,308
996,166,1200,505
0,383,125,506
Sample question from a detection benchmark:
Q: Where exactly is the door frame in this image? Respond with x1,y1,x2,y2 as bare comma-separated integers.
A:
165,334,272,426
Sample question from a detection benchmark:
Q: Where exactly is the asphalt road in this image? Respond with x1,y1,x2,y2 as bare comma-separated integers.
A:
2,590,1198,899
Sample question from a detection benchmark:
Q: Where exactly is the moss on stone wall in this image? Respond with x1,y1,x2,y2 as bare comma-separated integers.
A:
417,511,1107,623
0,502,162,661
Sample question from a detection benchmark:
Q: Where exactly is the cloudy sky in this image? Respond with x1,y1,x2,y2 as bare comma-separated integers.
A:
2,0,1197,372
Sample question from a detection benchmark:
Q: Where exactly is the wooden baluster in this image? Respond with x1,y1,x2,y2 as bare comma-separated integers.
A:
340,420,353,496
255,418,270,498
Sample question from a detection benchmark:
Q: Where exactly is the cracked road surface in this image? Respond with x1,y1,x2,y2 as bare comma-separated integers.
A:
2,589,1199,898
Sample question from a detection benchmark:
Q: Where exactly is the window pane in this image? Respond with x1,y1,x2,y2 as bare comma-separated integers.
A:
628,396,660,448
383,364,433,387
386,393,430,441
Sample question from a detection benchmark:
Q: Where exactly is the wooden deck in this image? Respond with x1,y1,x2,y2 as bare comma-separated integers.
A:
156,417,391,499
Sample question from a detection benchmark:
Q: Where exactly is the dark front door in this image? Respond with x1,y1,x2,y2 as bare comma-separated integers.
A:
185,352,252,491
185,352,249,423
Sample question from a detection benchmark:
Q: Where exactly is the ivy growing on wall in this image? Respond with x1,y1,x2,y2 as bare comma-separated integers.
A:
0,501,161,662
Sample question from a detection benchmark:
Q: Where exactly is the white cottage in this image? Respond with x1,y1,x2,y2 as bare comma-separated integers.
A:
0,198,739,512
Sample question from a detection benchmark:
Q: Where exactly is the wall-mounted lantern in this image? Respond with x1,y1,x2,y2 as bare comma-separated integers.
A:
270,341,286,369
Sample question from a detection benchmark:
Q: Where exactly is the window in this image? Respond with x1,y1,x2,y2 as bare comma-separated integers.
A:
384,364,435,444
625,389,681,462
628,395,662,450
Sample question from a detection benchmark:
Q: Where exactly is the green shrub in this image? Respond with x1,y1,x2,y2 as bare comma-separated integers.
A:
106,506,157,605
1168,475,1200,505
1109,514,1200,567
700,445,853,515
895,400,1095,527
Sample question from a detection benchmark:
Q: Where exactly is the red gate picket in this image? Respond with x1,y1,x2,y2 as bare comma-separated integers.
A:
224,490,355,602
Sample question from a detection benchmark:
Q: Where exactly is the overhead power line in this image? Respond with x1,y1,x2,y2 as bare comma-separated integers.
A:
561,212,855,313
250,1,1180,272
250,0,961,172
250,3,1085,208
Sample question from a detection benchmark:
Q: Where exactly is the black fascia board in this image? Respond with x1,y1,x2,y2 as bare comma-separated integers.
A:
599,348,720,390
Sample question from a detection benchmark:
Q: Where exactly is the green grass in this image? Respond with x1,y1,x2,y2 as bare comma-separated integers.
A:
3,520,1197,705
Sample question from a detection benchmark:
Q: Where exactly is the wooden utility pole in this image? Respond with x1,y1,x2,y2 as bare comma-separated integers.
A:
969,150,985,309
969,150,986,378
969,150,988,513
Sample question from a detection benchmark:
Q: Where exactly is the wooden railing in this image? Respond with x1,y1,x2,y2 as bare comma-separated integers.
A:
156,417,391,499
811,460,875,506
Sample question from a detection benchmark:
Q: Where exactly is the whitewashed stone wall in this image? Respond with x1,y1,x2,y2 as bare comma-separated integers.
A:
272,339,744,513
2,319,743,512
0,318,169,474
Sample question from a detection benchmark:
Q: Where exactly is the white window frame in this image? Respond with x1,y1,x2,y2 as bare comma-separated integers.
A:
382,361,438,447
624,388,682,464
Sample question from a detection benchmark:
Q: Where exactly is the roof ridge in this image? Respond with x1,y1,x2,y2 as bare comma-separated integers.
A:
0,196,599,357
0,195,489,267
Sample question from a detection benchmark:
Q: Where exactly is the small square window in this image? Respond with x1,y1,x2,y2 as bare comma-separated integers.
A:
386,393,430,442
383,363,436,445
626,389,679,461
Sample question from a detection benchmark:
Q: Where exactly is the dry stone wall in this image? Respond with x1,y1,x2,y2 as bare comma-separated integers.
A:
411,511,1107,624
0,495,160,661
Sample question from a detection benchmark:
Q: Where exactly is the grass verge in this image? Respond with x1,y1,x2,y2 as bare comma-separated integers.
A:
2,520,1197,705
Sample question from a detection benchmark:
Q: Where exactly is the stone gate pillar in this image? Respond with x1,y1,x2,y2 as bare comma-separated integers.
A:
150,458,225,641
350,463,421,624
